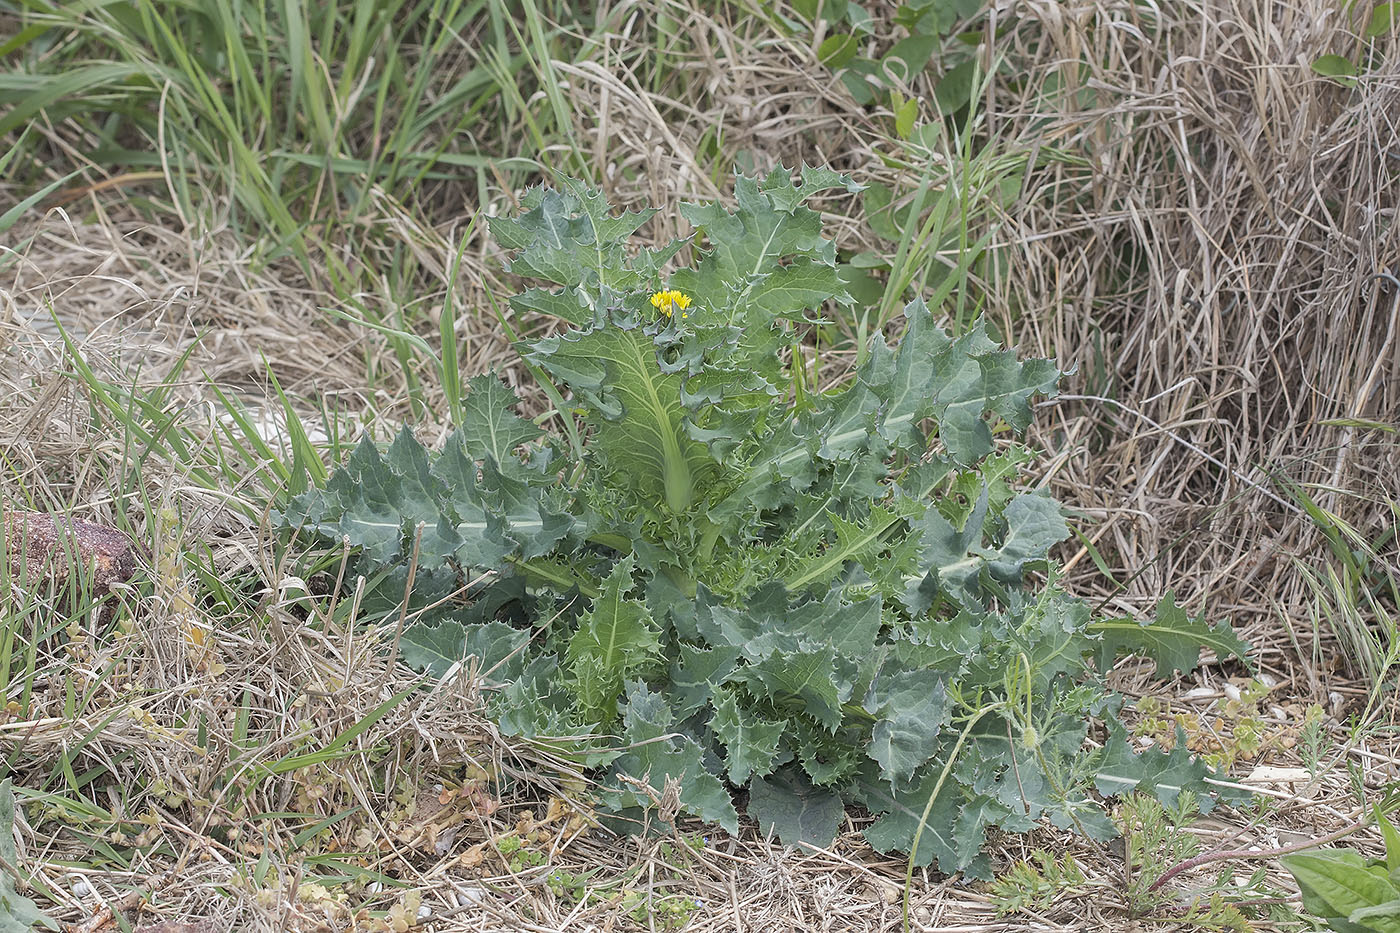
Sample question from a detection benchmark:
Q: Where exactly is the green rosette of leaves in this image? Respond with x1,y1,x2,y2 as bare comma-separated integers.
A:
279,168,1249,875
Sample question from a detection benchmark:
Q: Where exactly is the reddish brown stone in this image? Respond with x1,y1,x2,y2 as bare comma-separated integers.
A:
2,510,140,597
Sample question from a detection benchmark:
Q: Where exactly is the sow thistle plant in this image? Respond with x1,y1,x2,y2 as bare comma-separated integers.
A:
281,168,1248,875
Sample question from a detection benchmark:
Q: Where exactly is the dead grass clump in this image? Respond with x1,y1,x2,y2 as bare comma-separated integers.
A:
987,0,1400,681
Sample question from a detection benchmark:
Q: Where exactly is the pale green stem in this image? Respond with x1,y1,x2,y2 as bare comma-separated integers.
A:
904,701,1005,933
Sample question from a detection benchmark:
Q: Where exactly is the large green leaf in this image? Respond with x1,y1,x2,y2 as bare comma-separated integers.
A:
904,489,1069,613
673,166,860,325
746,766,847,849
456,374,543,469
488,183,656,289
860,304,1060,464
609,682,738,833
668,643,743,717
529,314,714,514
864,666,951,781
1282,850,1400,933
1091,592,1249,676
856,764,972,873
400,620,530,681
281,430,465,566
1093,727,1214,809
711,686,786,783
565,557,662,722
737,647,849,731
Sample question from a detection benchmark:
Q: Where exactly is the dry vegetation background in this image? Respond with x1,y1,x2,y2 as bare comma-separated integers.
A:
2,0,1398,930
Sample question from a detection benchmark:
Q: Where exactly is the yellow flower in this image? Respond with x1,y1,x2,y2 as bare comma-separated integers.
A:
650,289,692,319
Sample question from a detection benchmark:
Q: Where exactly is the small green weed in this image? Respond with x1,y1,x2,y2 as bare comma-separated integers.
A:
1119,793,1271,932
987,849,1092,917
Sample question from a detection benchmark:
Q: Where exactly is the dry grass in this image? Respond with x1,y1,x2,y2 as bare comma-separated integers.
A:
2,0,1399,930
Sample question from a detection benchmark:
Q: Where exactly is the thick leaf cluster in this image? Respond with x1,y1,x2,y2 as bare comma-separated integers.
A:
280,169,1249,874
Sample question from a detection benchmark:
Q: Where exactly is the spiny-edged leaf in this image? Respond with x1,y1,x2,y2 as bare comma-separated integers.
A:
1018,589,1096,689
711,686,786,783
0,779,57,931
825,592,885,656
1282,850,1400,929
696,585,881,662
487,184,658,290
860,303,1060,463
281,431,461,566
816,383,885,461
737,647,849,731
904,489,1069,613
669,643,743,717
509,285,591,327
476,459,573,559
796,724,864,786
610,681,739,833
1093,727,1215,809
706,417,821,523
382,428,468,563
528,314,715,513
1091,592,1249,677
456,374,543,468
565,556,661,722
984,494,1069,583
864,666,951,781
400,620,531,681
695,582,800,659
952,728,1049,832
646,571,700,641
746,765,847,849
673,167,858,324
856,763,969,872
784,505,904,591
555,175,660,244
762,164,864,210
904,487,989,612
491,655,621,768
951,797,1009,882
743,259,849,317
430,434,514,569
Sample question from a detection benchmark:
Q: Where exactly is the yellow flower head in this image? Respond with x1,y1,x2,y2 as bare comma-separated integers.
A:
650,289,692,320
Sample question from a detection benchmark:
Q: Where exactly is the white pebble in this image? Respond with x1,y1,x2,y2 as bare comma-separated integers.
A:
1183,686,1215,700
456,888,484,906
72,879,93,897
1137,736,1155,748
417,906,432,921
366,882,383,894
1257,672,1277,688
1222,683,1242,703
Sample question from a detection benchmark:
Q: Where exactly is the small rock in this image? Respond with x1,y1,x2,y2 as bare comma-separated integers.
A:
3,510,140,597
